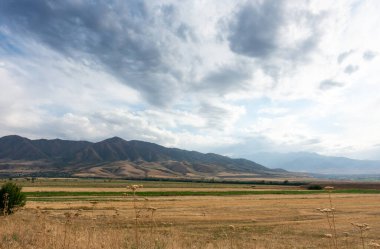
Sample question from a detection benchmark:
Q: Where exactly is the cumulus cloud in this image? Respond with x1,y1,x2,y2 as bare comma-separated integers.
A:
344,64,359,74
363,50,377,61
319,79,344,90
227,1,324,61
337,50,354,64
227,0,284,58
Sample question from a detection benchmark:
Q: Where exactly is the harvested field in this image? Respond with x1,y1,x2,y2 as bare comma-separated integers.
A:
1,178,380,248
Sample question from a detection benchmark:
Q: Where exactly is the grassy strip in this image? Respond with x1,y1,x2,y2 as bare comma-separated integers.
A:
25,191,126,197
26,198,126,202
24,189,380,198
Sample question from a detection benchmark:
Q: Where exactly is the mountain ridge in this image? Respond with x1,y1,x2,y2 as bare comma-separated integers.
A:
0,135,286,179
245,151,380,175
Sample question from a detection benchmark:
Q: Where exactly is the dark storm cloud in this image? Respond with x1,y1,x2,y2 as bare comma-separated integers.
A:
319,79,344,90
0,0,184,106
363,50,377,61
227,0,284,58
344,64,359,74
337,50,354,64
227,1,323,60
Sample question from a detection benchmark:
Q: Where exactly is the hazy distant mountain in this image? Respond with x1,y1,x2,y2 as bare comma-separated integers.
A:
245,152,380,175
0,135,287,178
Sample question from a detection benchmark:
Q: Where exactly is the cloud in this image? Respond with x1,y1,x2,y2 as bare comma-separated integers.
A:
1,0,380,161
0,0,190,106
337,50,354,64
319,79,344,90
363,50,377,61
197,102,246,131
227,1,324,61
197,61,253,95
227,0,284,58
176,23,198,42
300,138,321,145
238,113,326,154
344,64,359,74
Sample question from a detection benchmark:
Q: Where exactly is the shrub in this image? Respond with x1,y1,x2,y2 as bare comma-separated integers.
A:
0,182,26,215
307,184,323,190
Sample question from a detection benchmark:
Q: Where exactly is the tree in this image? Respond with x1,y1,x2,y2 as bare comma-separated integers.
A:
307,184,323,190
0,182,26,215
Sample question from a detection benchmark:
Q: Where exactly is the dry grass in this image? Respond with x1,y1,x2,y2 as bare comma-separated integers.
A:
1,180,380,248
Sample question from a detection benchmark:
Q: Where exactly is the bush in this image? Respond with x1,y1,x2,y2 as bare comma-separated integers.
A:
0,182,26,215
307,184,323,190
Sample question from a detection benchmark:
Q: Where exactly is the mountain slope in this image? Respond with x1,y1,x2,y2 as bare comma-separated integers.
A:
246,152,380,174
0,135,47,160
0,135,286,178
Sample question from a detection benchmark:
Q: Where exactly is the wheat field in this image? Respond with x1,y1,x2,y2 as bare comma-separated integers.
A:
1,179,380,248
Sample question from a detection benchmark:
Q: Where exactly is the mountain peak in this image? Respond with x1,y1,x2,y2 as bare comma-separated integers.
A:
0,135,29,141
101,136,127,143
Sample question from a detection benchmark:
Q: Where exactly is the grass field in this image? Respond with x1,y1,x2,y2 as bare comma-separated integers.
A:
1,178,380,248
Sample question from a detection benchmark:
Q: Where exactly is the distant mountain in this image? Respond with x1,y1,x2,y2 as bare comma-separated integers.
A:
0,135,287,179
245,152,380,175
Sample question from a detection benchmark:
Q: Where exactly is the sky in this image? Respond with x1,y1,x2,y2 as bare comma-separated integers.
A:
0,0,380,160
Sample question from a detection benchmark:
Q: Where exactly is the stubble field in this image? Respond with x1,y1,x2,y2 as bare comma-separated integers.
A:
1,178,380,249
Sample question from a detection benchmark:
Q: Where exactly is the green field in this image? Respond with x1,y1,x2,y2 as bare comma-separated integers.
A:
24,189,380,201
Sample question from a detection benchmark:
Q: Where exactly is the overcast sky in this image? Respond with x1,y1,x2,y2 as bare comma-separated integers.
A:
1,0,380,160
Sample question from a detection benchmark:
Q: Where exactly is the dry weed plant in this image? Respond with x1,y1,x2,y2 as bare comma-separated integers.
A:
369,241,380,248
317,186,378,249
343,232,350,249
351,223,371,249
228,224,235,249
126,184,144,249
126,184,163,249
317,186,338,249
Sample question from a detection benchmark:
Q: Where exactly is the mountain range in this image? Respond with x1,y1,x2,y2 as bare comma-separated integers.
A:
245,152,380,175
0,135,287,179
